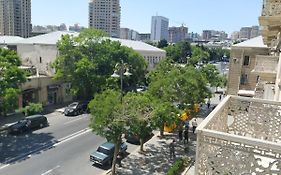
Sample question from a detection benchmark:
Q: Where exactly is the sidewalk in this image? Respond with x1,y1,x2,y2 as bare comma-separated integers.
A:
110,93,224,175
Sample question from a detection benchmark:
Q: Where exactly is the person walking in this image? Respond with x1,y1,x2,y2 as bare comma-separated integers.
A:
219,94,222,101
192,119,198,134
207,99,211,109
184,128,189,144
178,126,183,141
169,139,176,160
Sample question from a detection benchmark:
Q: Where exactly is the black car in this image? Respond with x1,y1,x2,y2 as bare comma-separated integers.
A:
64,101,89,116
8,115,48,135
90,142,127,166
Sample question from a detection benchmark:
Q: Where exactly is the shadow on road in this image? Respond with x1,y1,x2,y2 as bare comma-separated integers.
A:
0,132,57,165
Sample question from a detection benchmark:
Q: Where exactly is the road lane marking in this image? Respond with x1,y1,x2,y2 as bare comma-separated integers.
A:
0,128,91,170
0,164,10,170
41,165,60,175
64,117,84,125
54,128,91,146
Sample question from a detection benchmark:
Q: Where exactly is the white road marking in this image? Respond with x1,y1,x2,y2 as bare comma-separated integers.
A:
0,128,91,171
0,164,10,170
54,128,91,146
64,117,84,125
41,165,60,175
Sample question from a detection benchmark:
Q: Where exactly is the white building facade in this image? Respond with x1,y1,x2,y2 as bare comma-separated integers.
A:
150,16,169,41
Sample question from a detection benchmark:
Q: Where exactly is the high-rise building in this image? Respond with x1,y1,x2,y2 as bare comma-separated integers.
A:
139,33,151,41
168,25,188,43
202,30,228,41
202,30,212,41
231,31,240,40
250,25,261,38
88,0,120,38
150,16,169,41
0,0,31,38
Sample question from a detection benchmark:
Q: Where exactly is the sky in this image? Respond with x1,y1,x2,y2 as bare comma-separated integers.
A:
32,0,263,35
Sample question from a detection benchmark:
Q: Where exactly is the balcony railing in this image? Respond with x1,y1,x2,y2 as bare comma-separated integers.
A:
195,95,281,174
262,0,281,16
252,55,278,74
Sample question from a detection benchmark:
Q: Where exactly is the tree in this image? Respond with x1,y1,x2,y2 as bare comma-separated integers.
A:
188,45,210,66
157,39,168,48
89,89,127,175
164,40,191,63
52,28,147,100
201,64,227,91
148,59,211,135
0,48,27,116
123,92,153,152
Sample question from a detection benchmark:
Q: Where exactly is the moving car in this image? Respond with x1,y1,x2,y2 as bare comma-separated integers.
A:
64,101,89,116
90,142,127,166
8,114,48,134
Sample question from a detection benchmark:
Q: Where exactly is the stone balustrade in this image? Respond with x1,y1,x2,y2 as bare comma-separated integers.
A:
195,95,281,174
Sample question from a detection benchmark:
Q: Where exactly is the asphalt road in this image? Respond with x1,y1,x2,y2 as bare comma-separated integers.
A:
0,112,139,175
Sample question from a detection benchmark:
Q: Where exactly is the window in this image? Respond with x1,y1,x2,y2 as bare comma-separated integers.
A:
243,56,250,66
240,74,248,85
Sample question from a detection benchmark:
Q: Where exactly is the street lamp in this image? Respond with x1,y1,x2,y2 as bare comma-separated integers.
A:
111,60,132,103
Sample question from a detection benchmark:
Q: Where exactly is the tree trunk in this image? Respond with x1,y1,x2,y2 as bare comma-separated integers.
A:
111,138,121,175
140,138,144,152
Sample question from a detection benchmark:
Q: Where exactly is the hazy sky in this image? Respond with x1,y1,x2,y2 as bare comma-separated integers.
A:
32,0,263,35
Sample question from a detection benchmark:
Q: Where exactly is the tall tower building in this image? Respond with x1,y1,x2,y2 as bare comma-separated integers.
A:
89,0,120,38
151,16,169,41
0,0,31,38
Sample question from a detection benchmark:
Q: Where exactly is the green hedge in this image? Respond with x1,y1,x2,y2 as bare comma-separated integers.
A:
20,103,43,116
167,158,184,175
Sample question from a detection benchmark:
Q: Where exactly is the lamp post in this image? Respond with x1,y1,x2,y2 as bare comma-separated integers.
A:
111,60,132,103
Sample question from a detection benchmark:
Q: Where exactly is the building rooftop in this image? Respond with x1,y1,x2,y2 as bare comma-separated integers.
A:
12,31,165,53
233,36,268,48
0,36,24,44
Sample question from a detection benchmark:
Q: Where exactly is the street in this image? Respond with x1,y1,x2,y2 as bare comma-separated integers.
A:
0,111,138,175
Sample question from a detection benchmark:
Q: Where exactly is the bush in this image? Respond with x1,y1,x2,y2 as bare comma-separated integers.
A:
20,103,43,116
167,158,184,175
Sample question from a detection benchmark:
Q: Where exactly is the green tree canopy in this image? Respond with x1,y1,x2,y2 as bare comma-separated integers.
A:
201,64,227,89
123,92,153,151
52,28,147,100
0,48,27,115
89,89,126,175
157,39,168,48
164,40,191,63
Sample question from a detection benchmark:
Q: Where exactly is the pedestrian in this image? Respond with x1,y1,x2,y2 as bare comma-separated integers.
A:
184,120,189,131
178,126,183,141
169,139,176,160
117,154,122,167
207,99,211,109
192,119,198,134
184,128,189,144
219,94,222,101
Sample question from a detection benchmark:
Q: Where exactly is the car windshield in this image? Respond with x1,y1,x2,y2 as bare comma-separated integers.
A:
69,102,78,108
97,146,111,155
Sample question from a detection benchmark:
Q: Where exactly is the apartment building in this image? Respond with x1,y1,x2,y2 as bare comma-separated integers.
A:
0,0,31,38
150,16,169,41
168,25,188,43
88,0,120,38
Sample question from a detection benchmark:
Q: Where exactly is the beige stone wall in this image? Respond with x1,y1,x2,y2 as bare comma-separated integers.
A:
227,47,270,95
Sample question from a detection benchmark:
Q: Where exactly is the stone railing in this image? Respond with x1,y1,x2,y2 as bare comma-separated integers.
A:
252,55,278,74
195,96,281,174
262,0,281,16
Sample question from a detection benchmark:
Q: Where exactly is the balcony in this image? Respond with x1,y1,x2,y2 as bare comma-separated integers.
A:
251,55,278,75
195,95,281,174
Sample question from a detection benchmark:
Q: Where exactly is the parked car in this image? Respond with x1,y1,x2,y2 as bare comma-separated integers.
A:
8,114,48,134
64,101,89,116
90,142,127,166
125,128,153,145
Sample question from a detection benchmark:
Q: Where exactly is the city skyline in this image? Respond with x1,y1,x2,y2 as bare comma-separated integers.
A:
32,0,263,35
